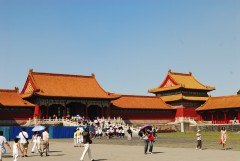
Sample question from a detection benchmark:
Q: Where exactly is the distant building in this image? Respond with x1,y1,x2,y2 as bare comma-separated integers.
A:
196,95,240,124
148,70,215,119
0,88,34,125
111,95,175,125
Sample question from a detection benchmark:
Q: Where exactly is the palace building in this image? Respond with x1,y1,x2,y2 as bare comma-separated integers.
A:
148,70,215,119
21,69,119,120
111,95,176,125
196,94,240,124
0,88,34,125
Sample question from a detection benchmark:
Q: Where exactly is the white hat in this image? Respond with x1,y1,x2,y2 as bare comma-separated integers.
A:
197,129,200,132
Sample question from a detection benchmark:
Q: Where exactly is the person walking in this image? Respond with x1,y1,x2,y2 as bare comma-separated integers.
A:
36,132,42,155
220,127,228,150
148,130,155,154
13,137,23,161
41,128,50,156
142,129,149,155
31,132,38,153
196,129,202,150
0,131,11,161
127,127,132,140
18,128,29,157
80,127,94,161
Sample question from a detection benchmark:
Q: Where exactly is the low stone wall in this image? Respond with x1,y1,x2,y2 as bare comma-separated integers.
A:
189,124,240,132
155,124,180,132
124,119,174,127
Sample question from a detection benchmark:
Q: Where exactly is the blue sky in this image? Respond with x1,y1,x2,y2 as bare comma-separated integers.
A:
0,0,239,96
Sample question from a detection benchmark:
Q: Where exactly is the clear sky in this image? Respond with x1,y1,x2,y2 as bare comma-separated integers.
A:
0,0,239,96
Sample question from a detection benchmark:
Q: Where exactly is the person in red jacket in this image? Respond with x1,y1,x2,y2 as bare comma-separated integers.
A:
147,130,155,154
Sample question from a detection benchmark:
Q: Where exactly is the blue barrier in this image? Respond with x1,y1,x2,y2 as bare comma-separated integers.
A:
9,126,36,141
52,126,78,138
0,127,10,141
3,126,94,140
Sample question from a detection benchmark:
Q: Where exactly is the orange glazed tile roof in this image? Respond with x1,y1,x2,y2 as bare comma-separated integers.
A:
21,69,119,100
161,94,209,102
0,88,34,107
196,95,240,111
111,95,174,110
148,70,215,93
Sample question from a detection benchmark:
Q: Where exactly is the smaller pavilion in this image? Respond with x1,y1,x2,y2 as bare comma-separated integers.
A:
0,87,34,125
196,95,240,124
148,70,215,119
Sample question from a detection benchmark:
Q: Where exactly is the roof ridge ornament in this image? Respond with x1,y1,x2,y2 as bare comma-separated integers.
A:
14,87,19,92
29,68,33,73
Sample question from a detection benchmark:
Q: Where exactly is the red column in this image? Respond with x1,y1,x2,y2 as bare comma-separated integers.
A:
101,107,104,118
224,112,227,124
46,105,49,119
64,105,67,119
199,114,203,122
216,111,218,124
211,113,214,124
107,106,111,119
228,111,231,124
85,105,88,119
238,112,240,123
34,104,41,119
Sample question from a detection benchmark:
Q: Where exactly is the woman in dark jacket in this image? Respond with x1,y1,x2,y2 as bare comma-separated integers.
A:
80,127,94,161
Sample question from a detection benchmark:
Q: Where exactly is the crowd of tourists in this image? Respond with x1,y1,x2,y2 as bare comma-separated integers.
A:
74,118,131,141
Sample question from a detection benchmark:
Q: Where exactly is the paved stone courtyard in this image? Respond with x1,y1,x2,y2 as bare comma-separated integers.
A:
2,138,239,161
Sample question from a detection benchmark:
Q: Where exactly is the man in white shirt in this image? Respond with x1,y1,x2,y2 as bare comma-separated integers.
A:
0,131,11,161
18,128,29,157
41,128,49,156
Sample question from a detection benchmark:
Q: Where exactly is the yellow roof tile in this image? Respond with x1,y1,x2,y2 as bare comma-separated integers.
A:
196,95,240,111
21,69,118,100
161,94,209,102
0,88,34,107
112,95,174,110
148,70,215,93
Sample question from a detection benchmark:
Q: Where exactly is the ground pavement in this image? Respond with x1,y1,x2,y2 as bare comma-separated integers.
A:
2,139,239,161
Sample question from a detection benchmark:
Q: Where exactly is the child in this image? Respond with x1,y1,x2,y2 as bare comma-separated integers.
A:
13,138,22,161
196,129,202,150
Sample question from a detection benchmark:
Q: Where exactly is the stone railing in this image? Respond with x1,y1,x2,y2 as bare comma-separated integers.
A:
24,117,80,126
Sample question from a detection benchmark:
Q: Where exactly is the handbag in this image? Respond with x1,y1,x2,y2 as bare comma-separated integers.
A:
219,138,222,144
1,146,6,154
89,139,92,144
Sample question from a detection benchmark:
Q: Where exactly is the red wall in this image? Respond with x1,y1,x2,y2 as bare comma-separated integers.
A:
111,110,175,120
0,108,33,120
175,108,198,118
